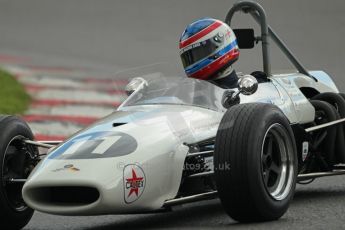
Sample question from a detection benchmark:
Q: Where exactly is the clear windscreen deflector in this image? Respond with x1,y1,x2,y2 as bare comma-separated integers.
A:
120,75,226,112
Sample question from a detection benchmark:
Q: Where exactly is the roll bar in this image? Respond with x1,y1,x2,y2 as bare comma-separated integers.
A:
225,1,314,80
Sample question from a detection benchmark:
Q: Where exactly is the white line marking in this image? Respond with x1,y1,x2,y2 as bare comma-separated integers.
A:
92,136,121,154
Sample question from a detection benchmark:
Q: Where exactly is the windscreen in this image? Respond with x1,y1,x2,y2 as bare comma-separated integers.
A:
120,75,226,112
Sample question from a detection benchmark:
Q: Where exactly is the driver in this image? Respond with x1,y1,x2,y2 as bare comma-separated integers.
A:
179,18,240,89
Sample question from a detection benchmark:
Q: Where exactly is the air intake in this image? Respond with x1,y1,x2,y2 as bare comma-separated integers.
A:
26,186,100,207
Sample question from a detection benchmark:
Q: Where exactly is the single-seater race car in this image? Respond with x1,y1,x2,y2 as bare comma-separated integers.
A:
2,1,345,229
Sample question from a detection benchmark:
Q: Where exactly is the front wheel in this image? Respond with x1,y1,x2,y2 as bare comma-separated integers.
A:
0,115,37,229
214,103,297,222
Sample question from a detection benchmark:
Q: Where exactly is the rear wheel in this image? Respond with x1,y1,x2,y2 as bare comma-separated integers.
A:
214,103,297,222
0,115,37,229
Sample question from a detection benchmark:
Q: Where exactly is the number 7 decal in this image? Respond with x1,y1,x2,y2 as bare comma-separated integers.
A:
63,135,121,156
92,136,122,154
49,131,138,159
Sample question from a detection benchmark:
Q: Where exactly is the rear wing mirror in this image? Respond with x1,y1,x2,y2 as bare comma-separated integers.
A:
233,29,255,49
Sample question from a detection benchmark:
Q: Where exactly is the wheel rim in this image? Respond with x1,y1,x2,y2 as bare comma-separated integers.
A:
2,135,30,211
261,123,295,201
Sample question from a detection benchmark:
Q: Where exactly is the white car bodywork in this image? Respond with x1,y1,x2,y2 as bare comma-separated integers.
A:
22,70,337,216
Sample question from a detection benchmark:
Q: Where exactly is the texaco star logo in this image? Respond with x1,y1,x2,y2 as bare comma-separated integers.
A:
126,169,143,197
123,164,146,204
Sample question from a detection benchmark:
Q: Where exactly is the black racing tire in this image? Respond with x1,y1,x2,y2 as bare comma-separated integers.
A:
214,103,297,222
0,115,36,229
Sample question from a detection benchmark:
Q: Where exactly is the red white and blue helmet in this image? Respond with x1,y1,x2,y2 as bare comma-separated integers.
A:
179,18,239,80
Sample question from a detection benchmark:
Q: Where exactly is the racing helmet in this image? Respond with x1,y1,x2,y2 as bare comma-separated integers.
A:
179,18,239,80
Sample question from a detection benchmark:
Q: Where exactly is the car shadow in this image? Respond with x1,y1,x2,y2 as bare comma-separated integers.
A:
293,188,345,201
83,200,229,230
83,189,345,230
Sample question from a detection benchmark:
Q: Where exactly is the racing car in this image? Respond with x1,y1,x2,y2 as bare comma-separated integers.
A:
1,1,345,229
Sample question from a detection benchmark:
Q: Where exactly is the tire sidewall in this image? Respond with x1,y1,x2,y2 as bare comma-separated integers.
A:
0,116,35,228
247,105,297,219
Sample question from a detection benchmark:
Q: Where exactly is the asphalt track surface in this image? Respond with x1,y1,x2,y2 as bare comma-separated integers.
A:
1,0,345,229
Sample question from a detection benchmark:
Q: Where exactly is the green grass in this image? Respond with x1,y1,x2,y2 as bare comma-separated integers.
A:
0,69,30,114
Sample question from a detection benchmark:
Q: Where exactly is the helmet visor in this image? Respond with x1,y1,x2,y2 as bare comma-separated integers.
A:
180,36,222,68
